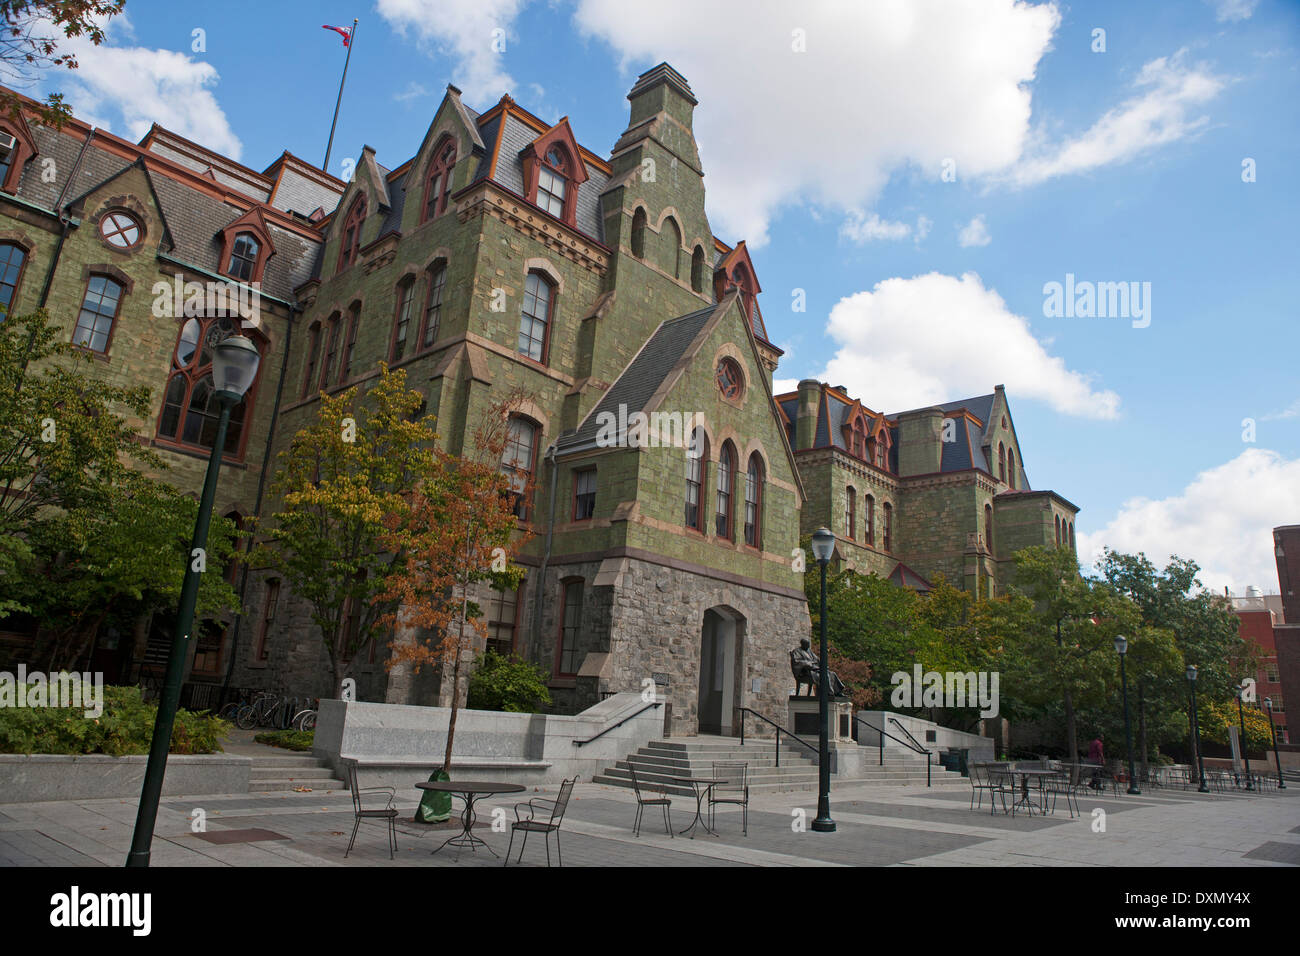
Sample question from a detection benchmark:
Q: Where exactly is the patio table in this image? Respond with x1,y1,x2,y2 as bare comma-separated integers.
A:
993,767,1058,816
415,780,526,857
671,776,727,838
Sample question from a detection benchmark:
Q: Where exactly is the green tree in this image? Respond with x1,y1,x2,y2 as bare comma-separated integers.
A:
467,650,552,713
254,365,438,697
0,0,126,127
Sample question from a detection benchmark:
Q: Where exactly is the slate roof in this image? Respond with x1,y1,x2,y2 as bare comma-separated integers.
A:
557,304,716,453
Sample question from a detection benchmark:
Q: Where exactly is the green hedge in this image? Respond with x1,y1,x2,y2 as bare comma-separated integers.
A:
254,730,315,752
467,650,552,713
0,685,227,756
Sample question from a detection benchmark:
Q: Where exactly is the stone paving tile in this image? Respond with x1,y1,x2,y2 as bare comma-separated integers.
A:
1242,841,1300,865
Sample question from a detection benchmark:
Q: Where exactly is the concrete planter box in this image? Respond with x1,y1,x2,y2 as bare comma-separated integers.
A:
0,753,252,803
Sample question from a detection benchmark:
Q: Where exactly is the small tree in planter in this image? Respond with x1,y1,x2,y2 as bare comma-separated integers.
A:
378,393,533,775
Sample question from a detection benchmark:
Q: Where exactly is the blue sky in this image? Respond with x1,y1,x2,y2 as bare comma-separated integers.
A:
33,0,1300,593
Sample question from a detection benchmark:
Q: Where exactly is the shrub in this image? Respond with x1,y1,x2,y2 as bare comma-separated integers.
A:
254,730,315,752
0,685,227,755
466,650,552,713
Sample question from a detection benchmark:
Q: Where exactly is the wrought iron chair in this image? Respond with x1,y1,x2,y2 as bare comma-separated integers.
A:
1043,770,1080,818
344,759,398,859
709,761,750,836
628,762,673,837
969,762,1010,814
505,776,577,867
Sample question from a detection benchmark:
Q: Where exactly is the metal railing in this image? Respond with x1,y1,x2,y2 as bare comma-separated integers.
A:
853,715,933,787
737,707,819,767
572,701,662,747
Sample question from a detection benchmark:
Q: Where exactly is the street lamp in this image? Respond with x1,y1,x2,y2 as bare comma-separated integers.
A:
1186,665,1209,792
127,335,260,867
1114,635,1141,795
1234,683,1254,791
810,527,836,833
1264,698,1286,790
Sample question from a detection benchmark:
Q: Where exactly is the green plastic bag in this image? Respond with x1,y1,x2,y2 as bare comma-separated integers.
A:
414,768,451,824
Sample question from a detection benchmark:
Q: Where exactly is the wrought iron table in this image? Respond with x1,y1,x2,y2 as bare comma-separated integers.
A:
415,781,526,857
671,776,727,838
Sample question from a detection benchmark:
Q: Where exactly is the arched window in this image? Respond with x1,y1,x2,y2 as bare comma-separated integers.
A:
0,242,26,318
845,486,856,540
985,503,994,553
392,278,415,362
301,321,321,398
518,271,552,362
339,303,360,384
865,494,875,546
422,138,457,222
882,501,893,551
537,145,568,219
336,195,366,273
72,274,123,353
665,217,682,279
226,233,259,282
1007,449,1016,489
684,427,708,532
422,261,447,349
744,453,764,548
691,245,705,293
320,313,341,389
158,315,258,458
1069,521,1076,551
716,441,736,539
1055,515,1061,546
502,416,538,521
851,418,867,459
631,207,647,259
874,432,888,471
998,442,1006,483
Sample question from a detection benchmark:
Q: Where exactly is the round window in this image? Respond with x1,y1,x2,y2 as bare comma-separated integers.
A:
100,211,141,248
716,358,743,400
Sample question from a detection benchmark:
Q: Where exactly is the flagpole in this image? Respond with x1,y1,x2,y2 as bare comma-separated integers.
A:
322,17,358,174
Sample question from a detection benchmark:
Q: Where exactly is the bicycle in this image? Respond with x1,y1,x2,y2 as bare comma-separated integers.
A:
291,699,318,732
235,691,287,730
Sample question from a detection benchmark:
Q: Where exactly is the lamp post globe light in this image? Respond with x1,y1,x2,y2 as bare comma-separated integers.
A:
1234,684,1254,791
127,334,260,867
1186,665,1209,793
1114,635,1141,795
810,527,836,833
1264,698,1286,790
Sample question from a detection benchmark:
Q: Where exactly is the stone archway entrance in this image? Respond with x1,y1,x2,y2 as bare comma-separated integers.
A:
697,607,744,735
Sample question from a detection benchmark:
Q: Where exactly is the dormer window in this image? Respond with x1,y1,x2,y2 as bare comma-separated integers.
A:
227,233,259,282
0,122,37,194
0,132,15,186
849,417,867,458
336,195,366,273
537,146,567,218
422,138,456,222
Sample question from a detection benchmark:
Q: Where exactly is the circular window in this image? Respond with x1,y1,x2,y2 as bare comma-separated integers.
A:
100,211,141,249
716,358,743,400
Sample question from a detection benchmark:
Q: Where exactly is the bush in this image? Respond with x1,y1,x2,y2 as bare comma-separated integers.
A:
0,685,227,755
466,650,552,713
254,730,315,752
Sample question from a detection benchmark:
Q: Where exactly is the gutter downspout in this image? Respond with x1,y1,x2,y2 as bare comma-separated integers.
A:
218,299,299,704
528,442,560,660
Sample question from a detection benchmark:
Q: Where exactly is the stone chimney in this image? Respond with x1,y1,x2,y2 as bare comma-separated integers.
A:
795,379,821,450
897,407,944,476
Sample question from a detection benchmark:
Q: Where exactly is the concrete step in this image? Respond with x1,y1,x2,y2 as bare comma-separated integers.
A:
248,778,347,792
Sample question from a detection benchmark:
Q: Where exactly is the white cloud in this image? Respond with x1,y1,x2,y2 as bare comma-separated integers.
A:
394,82,434,103
840,211,927,244
958,215,991,247
819,271,1120,419
1261,398,1300,421
574,0,1060,246
1209,0,1259,22
773,377,799,395
55,18,241,159
1004,50,1226,187
377,0,526,103
915,215,933,243
1076,449,1300,594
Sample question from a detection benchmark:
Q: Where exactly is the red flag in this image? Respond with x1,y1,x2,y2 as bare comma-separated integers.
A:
322,24,352,47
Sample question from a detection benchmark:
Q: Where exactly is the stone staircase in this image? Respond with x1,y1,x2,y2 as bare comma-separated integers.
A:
593,735,968,796
247,753,346,793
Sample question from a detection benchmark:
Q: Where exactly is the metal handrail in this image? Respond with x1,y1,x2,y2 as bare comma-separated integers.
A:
854,715,932,787
572,701,662,747
887,717,929,754
737,707,819,768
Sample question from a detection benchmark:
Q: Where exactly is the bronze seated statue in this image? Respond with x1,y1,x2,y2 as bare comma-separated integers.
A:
789,639,846,698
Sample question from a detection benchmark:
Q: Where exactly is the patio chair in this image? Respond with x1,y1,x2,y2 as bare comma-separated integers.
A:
1043,770,1080,818
708,761,750,836
969,763,1010,815
505,776,577,867
628,762,673,838
344,759,398,859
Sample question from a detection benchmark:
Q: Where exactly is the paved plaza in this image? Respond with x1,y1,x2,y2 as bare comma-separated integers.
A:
2,774,1296,868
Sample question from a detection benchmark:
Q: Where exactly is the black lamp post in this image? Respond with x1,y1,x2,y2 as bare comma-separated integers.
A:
1186,664,1209,793
127,335,260,867
1114,635,1140,795
1233,684,1254,791
810,527,836,833
1264,698,1286,790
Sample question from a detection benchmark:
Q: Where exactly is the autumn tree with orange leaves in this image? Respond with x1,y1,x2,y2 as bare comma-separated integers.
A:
378,393,533,775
